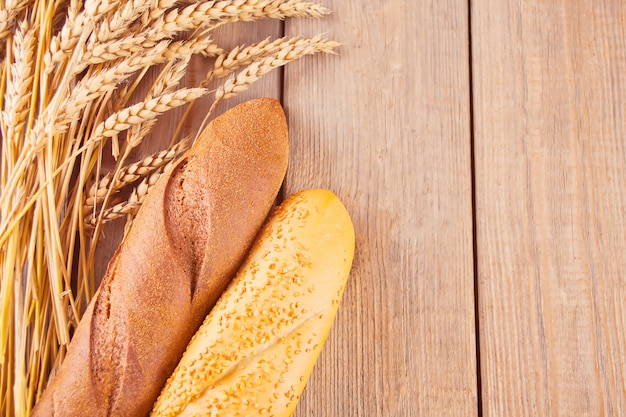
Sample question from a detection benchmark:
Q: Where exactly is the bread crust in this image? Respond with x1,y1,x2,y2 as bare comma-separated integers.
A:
31,98,289,417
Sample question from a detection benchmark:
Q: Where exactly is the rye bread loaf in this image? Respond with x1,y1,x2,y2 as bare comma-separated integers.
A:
31,98,289,417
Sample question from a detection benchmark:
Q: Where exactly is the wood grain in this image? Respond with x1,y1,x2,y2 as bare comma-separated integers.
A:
472,1,626,415
283,1,477,415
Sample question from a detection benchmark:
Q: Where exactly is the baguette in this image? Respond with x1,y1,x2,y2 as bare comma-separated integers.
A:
151,189,355,416
31,98,289,417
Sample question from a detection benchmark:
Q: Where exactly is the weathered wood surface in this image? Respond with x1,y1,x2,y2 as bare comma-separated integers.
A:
283,1,477,416
472,1,626,415
94,0,626,415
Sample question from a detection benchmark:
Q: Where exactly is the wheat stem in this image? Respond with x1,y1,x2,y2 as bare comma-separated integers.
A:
0,1,337,414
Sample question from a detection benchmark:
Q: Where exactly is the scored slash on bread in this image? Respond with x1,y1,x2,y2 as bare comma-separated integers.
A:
151,189,355,417
32,98,289,417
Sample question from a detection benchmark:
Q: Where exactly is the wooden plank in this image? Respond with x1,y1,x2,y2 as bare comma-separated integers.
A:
94,21,283,283
472,1,626,415
283,1,477,415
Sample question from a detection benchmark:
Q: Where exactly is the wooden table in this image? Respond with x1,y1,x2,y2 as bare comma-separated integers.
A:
96,1,626,415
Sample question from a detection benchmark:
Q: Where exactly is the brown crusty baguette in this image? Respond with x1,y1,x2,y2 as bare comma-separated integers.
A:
150,189,355,417
31,98,289,417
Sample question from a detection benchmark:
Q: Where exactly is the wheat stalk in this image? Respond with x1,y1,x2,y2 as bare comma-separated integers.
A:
150,0,329,33
0,1,338,415
217,36,337,102
85,138,189,209
91,0,154,44
202,36,286,85
209,35,337,117
0,0,30,41
84,88,204,223
92,88,207,139
1,22,35,156
121,56,192,151
85,159,175,226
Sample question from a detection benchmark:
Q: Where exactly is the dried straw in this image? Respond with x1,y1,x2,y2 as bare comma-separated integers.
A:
0,0,338,415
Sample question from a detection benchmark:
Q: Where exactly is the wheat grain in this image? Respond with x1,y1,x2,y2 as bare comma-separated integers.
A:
204,36,302,85
92,88,207,140
0,11,11,44
81,31,223,70
1,22,35,155
150,0,329,34
122,57,192,154
213,35,337,106
85,159,174,226
92,0,154,44
139,0,179,28
82,35,159,65
85,139,189,208
0,0,30,41
83,0,120,20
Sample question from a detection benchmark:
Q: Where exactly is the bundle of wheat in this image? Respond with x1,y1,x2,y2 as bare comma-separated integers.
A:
0,1,336,415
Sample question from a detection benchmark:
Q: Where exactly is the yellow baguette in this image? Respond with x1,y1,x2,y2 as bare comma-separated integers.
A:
151,189,355,417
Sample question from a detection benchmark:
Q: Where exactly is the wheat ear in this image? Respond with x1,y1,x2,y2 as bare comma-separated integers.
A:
92,87,207,141
83,0,325,67
209,35,338,114
85,139,189,208
202,36,291,85
150,0,330,33
1,22,35,152
123,56,192,153
82,87,203,223
0,0,30,41
91,0,154,44
45,0,120,70
85,159,175,226
245,0,330,20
